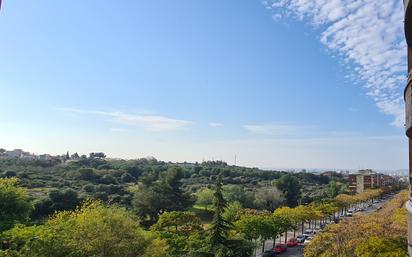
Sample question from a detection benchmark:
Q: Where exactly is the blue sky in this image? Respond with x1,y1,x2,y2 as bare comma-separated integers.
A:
0,0,408,169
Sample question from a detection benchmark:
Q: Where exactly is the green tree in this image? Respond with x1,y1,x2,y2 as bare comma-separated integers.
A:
152,211,203,256
276,174,301,207
152,211,202,236
209,175,230,255
253,187,284,211
223,185,254,208
121,172,135,183
1,200,169,257
0,178,32,231
223,201,243,223
325,181,347,199
196,188,214,211
133,167,193,223
31,188,81,219
235,213,275,254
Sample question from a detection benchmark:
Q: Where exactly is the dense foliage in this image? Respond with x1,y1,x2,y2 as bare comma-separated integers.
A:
304,191,409,257
0,200,167,257
0,178,32,232
0,156,334,220
0,155,406,257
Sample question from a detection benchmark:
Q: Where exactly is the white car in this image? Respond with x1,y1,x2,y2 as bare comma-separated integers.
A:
303,229,313,237
313,229,322,234
303,237,313,246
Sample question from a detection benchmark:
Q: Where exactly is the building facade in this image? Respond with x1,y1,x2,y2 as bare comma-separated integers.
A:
404,0,412,255
347,170,390,194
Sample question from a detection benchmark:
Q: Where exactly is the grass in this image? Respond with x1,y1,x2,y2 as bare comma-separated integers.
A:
189,204,214,224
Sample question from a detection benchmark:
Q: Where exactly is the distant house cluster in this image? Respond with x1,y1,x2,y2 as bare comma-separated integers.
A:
348,169,395,194
0,149,55,161
0,148,88,162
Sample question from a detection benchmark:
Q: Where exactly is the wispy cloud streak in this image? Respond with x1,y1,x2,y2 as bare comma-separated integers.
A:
264,0,407,127
57,108,193,131
209,122,224,127
243,123,313,135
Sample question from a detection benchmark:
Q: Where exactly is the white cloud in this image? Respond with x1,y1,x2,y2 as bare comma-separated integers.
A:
57,108,193,131
264,0,407,127
243,123,312,135
109,128,129,132
209,122,224,127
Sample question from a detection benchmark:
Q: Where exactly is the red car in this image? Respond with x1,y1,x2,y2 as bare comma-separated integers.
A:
287,238,298,247
273,244,288,254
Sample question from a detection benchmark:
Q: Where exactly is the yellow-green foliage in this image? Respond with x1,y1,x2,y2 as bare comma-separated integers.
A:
0,178,32,232
355,236,407,257
1,200,169,257
304,191,409,257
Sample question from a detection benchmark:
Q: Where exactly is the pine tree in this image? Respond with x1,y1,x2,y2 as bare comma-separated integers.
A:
209,174,231,255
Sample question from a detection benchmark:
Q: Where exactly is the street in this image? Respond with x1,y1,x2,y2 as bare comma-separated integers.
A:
256,194,393,257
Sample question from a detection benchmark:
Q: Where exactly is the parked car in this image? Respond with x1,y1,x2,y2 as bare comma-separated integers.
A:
303,229,313,237
273,244,288,254
296,235,306,243
303,237,313,246
287,238,298,247
313,228,322,234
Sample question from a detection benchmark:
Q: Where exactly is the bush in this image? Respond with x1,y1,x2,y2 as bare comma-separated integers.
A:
121,173,135,183
0,178,33,231
99,175,117,185
3,171,17,178
94,192,109,202
83,184,95,193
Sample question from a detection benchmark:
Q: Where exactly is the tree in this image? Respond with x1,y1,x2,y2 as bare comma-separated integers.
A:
208,175,252,257
100,174,117,184
276,174,301,207
325,181,348,199
253,187,284,211
133,168,193,223
77,168,99,181
121,172,135,183
209,175,230,254
223,185,254,208
0,178,32,231
304,191,409,257
223,201,243,223
235,213,275,254
274,207,300,237
89,152,106,159
152,211,202,236
31,188,81,219
152,211,203,256
196,188,214,211
2,200,169,257
355,236,408,257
